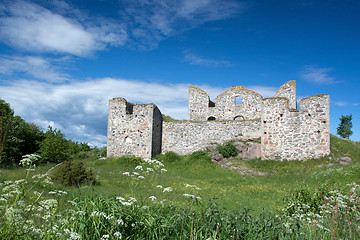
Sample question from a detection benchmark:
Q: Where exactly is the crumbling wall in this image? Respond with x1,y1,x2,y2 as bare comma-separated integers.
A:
188,86,210,121
188,86,262,121
162,120,261,155
107,98,162,159
214,86,262,120
261,94,330,160
274,80,297,110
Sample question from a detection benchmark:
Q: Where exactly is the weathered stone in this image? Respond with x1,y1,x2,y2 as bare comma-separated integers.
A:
209,153,223,162
108,81,330,161
340,157,352,162
238,142,261,160
233,141,247,153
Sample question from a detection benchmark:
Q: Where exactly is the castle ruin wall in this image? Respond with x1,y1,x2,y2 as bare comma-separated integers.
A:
107,98,162,159
162,120,261,155
261,94,330,160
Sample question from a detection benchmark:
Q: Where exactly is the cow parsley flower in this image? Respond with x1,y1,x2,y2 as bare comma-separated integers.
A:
163,187,173,192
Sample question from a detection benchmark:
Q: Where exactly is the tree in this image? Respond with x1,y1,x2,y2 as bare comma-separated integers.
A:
0,99,14,163
2,116,44,165
38,126,70,163
337,114,353,139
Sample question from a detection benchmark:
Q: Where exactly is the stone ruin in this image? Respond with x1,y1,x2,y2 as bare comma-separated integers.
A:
107,81,330,160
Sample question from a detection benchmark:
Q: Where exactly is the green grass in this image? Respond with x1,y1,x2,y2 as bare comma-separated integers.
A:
0,134,360,239
1,134,359,215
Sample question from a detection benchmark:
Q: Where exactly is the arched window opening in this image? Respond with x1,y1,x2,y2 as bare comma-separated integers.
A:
235,95,243,105
208,116,216,121
234,115,245,121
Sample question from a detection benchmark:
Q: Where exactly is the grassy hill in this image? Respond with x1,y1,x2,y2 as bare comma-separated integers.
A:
0,134,359,239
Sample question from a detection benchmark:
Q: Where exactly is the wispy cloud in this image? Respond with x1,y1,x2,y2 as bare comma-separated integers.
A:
300,65,335,84
0,78,277,146
183,52,233,67
0,0,127,57
123,0,244,49
333,101,360,107
0,55,69,82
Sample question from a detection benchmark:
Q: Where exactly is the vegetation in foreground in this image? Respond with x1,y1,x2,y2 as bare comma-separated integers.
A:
0,134,359,239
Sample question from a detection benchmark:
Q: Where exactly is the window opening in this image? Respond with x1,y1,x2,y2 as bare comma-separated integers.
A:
234,116,245,121
208,116,216,121
235,96,243,105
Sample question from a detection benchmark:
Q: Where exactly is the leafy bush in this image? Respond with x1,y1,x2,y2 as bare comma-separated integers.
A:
155,151,181,162
51,161,97,187
217,141,237,158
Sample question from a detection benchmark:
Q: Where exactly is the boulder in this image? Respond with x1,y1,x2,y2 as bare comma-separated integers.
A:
340,157,352,162
233,141,247,153
209,153,223,162
238,142,261,160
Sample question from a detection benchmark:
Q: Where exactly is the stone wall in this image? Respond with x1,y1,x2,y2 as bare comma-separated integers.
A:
188,86,210,121
107,98,162,159
273,80,297,110
162,120,261,155
188,85,263,121
107,80,330,161
261,94,330,160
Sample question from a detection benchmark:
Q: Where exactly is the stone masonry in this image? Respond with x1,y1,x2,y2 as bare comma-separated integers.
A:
107,81,330,160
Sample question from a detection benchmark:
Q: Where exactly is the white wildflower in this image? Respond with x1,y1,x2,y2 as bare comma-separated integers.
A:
146,168,153,172
114,231,122,238
149,196,157,201
117,219,124,225
116,197,125,201
100,234,110,240
156,185,163,189
160,168,167,172
135,165,143,170
163,187,173,192
122,172,130,176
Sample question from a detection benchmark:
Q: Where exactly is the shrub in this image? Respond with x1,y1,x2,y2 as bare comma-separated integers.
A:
155,151,181,162
51,161,97,187
217,141,237,158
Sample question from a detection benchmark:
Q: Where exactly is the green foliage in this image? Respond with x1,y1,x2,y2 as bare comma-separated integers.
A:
51,161,97,186
2,117,44,165
0,99,44,165
155,151,181,162
162,114,176,122
337,114,353,139
38,126,71,163
217,141,238,158
0,99,14,163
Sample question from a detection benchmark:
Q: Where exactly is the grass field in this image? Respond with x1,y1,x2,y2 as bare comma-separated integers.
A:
0,134,360,239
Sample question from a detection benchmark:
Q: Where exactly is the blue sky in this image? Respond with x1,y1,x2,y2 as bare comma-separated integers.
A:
0,0,359,146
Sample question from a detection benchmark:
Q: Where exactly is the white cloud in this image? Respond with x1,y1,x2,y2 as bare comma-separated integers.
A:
0,55,69,82
124,0,244,49
301,65,335,84
0,78,277,146
0,0,127,56
183,52,232,67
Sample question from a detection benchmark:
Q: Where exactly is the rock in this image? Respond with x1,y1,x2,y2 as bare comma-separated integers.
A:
340,157,352,162
239,142,261,160
233,141,247,153
340,161,349,166
237,136,261,142
209,153,223,162
206,144,218,152
220,162,232,168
